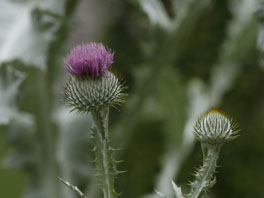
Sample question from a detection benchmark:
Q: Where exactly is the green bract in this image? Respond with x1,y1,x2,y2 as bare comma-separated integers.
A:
64,71,126,113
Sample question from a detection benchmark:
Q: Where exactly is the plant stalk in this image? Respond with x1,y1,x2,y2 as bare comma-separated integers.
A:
37,71,59,198
187,145,221,198
91,108,118,198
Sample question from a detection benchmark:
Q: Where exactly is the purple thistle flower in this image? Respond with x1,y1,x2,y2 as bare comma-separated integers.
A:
64,42,114,77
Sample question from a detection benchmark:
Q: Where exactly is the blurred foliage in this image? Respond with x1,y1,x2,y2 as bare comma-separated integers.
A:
0,0,264,198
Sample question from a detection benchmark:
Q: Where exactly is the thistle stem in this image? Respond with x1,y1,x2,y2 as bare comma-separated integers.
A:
187,145,221,198
91,108,118,198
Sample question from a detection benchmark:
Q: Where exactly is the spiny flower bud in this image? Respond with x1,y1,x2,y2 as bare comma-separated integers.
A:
63,43,126,113
64,71,126,113
193,109,239,145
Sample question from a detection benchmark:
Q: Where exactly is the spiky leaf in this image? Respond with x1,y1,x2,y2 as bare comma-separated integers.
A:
59,177,87,198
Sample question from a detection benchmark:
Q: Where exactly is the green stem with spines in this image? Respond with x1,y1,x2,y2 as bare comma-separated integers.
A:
91,108,119,198
187,144,221,198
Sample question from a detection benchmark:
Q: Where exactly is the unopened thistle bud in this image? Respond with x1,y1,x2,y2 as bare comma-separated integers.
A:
193,109,239,145
63,42,126,113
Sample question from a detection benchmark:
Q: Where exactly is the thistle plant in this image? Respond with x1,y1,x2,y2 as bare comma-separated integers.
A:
60,42,239,198
156,109,239,198
61,42,126,198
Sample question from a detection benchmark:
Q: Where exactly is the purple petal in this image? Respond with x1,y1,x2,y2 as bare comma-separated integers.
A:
64,42,114,77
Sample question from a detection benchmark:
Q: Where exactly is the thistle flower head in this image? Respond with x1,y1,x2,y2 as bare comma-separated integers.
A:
193,109,239,145
63,42,126,113
64,42,114,77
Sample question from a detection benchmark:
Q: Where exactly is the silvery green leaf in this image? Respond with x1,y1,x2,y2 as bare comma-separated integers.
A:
255,1,264,68
171,181,184,198
0,0,65,69
3,112,35,169
0,66,25,125
139,0,172,30
55,108,93,187
155,190,167,198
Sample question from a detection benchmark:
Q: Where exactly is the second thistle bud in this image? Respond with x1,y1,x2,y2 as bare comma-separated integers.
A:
63,42,126,113
193,109,239,145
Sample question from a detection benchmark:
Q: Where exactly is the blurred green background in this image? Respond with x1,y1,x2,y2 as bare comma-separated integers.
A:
0,0,264,198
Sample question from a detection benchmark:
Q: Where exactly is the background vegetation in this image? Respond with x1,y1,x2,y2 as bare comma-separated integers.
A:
0,0,264,198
